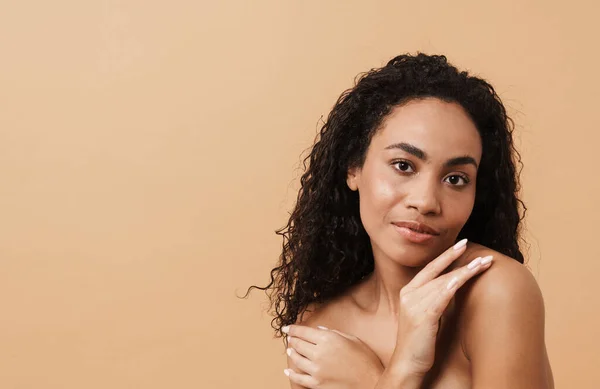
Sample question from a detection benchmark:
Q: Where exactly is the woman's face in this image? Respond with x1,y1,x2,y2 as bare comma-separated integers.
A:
347,97,482,266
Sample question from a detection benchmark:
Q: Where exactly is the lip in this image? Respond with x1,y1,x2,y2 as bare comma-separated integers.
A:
392,221,440,235
392,221,440,244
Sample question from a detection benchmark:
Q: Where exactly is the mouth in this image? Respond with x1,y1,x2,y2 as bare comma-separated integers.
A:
391,221,441,236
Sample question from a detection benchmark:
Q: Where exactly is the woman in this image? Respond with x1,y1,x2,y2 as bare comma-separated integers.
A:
250,53,554,388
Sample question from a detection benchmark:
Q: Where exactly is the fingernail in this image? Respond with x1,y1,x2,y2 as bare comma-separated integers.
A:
447,276,459,290
480,255,494,265
282,326,290,334
283,368,291,376
453,238,468,250
467,257,482,269
317,325,328,330
286,348,293,356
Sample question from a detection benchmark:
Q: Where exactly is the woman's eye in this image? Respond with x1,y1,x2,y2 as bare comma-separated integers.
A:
394,161,414,173
444,175,469,186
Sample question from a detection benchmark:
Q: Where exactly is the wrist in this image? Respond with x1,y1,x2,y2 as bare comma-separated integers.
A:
380,355,427,389
375,367,423,389
390,352,428,377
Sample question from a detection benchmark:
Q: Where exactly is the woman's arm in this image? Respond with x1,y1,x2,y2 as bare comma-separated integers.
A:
373,365,423,389
460,255,554,389
288,348,421,389
283,241,494,389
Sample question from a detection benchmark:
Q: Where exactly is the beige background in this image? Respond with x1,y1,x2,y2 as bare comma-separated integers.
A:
0,0,598,388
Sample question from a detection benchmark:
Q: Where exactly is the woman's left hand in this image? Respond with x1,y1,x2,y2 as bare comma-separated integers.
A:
282,325,384,389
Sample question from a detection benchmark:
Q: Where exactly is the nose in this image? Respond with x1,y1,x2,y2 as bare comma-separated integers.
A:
403,175,441,216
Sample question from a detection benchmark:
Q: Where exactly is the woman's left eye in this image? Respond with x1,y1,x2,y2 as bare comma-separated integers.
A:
444,175,469,186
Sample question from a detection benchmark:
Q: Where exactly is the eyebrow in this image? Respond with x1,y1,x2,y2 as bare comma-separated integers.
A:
384,142,478,168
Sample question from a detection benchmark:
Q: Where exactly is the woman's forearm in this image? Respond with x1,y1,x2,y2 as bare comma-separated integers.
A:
374,366,424,389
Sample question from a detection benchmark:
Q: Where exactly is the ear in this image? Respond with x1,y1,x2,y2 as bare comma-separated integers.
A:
346,166,360,191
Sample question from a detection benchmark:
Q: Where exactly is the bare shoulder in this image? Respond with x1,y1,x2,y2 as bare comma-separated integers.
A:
294,294,352,330
452,248,553,387
457,242,544,307
455,243,548,360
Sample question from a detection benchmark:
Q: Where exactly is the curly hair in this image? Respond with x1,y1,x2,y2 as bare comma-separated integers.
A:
246,53,526,339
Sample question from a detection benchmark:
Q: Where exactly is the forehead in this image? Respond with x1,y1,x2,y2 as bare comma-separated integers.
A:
371,98,482,161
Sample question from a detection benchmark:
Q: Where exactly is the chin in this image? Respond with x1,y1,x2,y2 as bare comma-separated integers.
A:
396,253,434,268
388,233,459,265
379,243,438,268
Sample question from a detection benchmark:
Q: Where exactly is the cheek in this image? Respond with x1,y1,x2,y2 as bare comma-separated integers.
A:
358,176,398,230
444,191,476,228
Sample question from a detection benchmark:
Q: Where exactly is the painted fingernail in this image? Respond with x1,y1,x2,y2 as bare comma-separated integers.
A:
453,238,468,250
467,257,482,270
317,325,328,330
283,368,291,376
282,326,290,333
480,255,494,265
447,276,459,290
286,348,293,356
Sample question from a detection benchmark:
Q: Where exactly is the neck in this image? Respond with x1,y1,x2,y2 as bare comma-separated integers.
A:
361,247,422,317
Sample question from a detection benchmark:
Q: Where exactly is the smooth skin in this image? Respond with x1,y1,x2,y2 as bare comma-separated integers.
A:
283,98,554,389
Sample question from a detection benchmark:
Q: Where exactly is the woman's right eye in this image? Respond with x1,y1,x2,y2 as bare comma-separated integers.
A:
393,160,414,173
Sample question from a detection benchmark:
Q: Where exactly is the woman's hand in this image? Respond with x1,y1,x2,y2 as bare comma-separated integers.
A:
282,325,384,389
389,239,493,379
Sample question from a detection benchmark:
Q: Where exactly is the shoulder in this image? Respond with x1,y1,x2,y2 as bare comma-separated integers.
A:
456,243,546,357
452,249,553,387
293,295,351,329
457,243,543,311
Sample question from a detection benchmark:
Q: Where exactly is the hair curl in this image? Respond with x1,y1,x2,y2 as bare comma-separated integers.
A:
246,53,526,339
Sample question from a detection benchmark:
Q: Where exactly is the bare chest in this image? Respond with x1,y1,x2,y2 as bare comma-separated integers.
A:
333,314,472,389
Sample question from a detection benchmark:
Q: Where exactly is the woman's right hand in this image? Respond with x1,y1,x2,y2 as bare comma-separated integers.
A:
389,239,493,379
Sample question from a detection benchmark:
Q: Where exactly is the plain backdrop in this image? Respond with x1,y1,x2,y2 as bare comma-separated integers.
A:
1,0,599,388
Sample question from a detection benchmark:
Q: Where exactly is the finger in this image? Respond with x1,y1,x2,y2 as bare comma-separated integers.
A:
328,328,356,341
418,255,493,317
287,347,315,375
287,335,317,359
285,368,318,388
282,325,325,345
443,255,493,293
406,238,468,289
